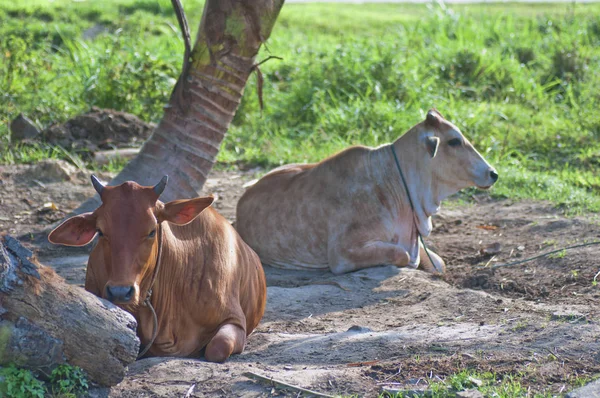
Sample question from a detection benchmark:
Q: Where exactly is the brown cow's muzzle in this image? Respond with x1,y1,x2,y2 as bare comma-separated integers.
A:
105,285,135,304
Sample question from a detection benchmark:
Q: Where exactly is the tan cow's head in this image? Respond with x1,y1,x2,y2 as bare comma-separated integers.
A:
48,176,214,305
415,109,498,197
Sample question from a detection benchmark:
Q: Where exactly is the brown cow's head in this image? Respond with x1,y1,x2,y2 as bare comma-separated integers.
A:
49,176,214,305
418,109,498,195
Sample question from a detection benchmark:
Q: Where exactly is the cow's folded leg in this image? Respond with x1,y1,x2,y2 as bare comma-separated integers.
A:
204,323,247,363
329,241,410,275
418,242,446,274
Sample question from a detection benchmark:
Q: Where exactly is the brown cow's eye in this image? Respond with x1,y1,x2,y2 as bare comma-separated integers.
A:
448,138,462,147
97,229,104,237
148,229,156,238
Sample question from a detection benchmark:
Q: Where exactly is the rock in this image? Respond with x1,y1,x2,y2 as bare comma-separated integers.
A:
10,114,40,142
346,325,373,333
19,159,78,183
565,378,600,397
456,389,484,398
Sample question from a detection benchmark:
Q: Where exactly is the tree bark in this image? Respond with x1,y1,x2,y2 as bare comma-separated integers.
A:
0,236,139,387
75,0,285,213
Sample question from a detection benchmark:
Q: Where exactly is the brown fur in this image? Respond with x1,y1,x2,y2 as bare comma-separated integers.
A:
236,109,497,275
49,181,266,361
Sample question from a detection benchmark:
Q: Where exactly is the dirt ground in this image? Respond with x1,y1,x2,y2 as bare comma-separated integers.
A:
1,161,599,397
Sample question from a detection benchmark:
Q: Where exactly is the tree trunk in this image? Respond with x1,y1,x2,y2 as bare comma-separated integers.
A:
75,0,285,213
0,236,139,387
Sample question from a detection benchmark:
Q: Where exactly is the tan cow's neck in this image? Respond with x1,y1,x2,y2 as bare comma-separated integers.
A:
372,133,439,238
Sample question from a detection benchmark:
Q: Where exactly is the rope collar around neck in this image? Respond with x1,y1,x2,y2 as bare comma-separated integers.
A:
389,144,440,272
137,224,163,359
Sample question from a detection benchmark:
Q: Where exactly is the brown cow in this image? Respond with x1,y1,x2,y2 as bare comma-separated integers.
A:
49,176,266,362
236,109,498,275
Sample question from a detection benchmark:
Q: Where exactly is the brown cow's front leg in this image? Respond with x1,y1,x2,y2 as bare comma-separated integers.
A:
204,324,246,363
418,241,446,274
329,241,410,275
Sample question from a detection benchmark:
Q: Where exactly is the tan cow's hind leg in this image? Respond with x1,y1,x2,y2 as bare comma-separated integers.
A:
204,324,247,363
329,241,410,275
418,242,446,274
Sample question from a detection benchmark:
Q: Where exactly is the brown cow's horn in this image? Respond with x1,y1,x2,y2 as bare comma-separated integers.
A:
91,174,104,195
153,175,168,196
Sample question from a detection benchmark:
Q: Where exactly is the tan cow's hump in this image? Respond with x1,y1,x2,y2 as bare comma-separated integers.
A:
262,162,316,178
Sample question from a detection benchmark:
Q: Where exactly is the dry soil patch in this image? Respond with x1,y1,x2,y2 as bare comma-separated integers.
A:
1,163,598,397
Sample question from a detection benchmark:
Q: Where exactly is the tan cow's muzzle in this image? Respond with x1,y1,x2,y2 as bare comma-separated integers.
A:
477,168,499,190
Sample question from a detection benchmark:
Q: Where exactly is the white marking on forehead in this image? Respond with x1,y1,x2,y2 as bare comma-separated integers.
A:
437,120,465,142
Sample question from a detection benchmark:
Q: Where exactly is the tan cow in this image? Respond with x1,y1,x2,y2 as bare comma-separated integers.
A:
49,176,266,362
236,109,498,275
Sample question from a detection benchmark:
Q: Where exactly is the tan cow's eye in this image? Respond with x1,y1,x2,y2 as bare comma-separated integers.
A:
448,138,462,147
97,229,104,237
148,229,157,238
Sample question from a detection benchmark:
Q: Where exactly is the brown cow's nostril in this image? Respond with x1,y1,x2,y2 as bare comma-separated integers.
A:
105,285,135,303
490,170,499,182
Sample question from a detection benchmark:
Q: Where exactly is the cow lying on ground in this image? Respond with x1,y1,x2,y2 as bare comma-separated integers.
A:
236,109,498,275
49,176,266,362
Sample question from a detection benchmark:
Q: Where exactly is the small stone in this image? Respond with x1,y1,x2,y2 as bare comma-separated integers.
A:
456,389,484,398
346,325,373,333
479,242,502,256
10,114,40,142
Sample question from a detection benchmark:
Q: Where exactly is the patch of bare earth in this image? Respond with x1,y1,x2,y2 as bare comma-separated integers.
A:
1,163,599,397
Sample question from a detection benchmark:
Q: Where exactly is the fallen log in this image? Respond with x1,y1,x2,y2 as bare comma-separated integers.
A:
0,235,139,386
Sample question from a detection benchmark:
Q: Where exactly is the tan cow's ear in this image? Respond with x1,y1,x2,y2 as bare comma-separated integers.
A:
425,109,442,128
159,196,215,225
48,213,97,247
425,136,440,158
431,108,445,119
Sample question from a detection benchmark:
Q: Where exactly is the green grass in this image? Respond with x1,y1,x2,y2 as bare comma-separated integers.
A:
2,1,600,212
0,363,88,398
379,369,593,397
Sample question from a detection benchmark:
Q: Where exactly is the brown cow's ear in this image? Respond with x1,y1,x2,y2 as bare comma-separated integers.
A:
159,196,215,225
48,213,97,247
425,136,440,158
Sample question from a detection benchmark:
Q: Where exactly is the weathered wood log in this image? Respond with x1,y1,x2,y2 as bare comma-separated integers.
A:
0,235,139,386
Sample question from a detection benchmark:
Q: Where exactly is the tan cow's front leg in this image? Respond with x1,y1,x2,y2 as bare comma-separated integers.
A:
328,241,410,275
418,241,446,274
204,324,247,363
